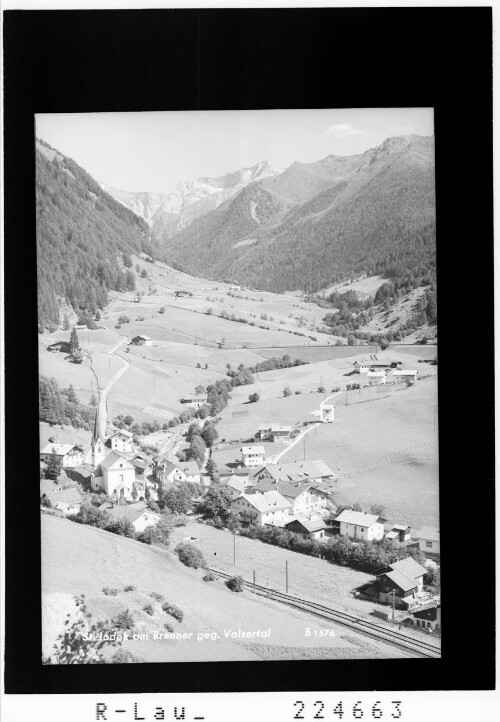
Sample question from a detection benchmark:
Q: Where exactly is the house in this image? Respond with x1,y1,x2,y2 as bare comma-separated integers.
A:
336,509,384,541
385,524,411,543
410,602,441,631
250,477,329,517
174,291,193,298
284,516,330,540
40,480,83,516
99,501,162,533
40,443,84,469
375,556,427,609
241,445,266,468
94,451,136,499
130,335,152,346
154,458,201,485
106,429,134,453
353,361,370,374
366,371,386,385
252,460,335,485
230,491,292,527
319,400,335,423
128,454,149,480
223,475,252,500
414,526,440,558
219,467,250,480
393,369,418,381
257,425,293,442
180,396,208,409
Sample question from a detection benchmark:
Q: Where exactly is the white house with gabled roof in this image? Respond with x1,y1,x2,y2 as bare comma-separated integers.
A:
40,443,83,468
241,445,265,468
230,490,292,526
336,509,384,541
106,428,134,453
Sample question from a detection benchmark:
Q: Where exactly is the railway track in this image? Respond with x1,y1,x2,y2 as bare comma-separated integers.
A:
209,568,441,659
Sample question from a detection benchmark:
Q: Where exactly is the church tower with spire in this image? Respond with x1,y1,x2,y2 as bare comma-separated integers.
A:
90,407,106,469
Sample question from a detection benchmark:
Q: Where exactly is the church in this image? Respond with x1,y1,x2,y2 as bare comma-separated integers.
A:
81,411,138,500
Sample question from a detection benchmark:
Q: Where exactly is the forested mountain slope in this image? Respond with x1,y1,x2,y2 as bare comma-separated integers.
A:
161,136,436,295
36,139,157,330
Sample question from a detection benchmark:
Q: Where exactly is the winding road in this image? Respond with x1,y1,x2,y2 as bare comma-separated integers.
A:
95,336,130,433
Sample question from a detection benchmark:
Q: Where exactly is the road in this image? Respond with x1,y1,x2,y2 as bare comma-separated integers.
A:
96,336,130,433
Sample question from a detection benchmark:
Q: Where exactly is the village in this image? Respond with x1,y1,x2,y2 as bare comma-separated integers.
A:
40,298,441,637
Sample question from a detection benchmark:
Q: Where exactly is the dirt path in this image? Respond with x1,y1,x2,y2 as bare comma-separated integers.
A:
98,337,130,432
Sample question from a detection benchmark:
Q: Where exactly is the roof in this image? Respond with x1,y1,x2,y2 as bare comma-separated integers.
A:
392,524,410,531
285,516,328,533
241,445,265,455
390,556,427,579
41,484,83,506
393,369,417,375
40,443,78,456
257,460,334,482
367,371,386,377
100,501,161,524
160,460,200,477
336,510,381,527
234,491,291,513
383,569,419,593
251,477,319,500
99,451,135,471
417,526,440,542
224,476,248,494
385,530,399,539
110,429,133,438
133,334,152,341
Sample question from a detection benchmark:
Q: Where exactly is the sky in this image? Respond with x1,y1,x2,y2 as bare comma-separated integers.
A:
35,108,433,194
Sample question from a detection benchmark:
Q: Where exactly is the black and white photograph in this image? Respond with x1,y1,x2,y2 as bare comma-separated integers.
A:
36,108,441,665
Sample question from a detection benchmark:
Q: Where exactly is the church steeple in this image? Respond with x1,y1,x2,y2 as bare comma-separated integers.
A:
91,407,105,468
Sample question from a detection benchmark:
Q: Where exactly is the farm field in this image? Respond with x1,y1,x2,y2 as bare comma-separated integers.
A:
290,376,439,528
42,515,411,662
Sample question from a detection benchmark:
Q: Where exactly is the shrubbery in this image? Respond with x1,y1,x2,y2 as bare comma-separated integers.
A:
203,572,217,582
161,602,184,622
114,610,135,630
123,584,136,592
143,603,155,616
225,575,245,593
102,587,120,596
149,591,165,602
174,542,207,570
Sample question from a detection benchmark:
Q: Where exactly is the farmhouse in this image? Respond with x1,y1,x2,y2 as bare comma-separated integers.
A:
366,371,386,385
223,475,253,500
375,557,427,609
130,335,152,346
353,361,370,374
230,491,292,527
393,369,418,381
180,396,208,409
40,480,83,516
47,341,71,353
40,443,83,469
250,478,329,517
257,425,292,442
319,400,335,423
106,429,134,453
241,445,265,468
252,460,335,485
335,509,385,541
385,524,411,543
154,457,201,485
409,601,441,631
413,526,440,558
284,516,330,540
99,501,162,533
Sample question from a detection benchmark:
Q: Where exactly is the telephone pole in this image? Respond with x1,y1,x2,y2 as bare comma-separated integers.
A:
233,532,236,565
285,559,289,593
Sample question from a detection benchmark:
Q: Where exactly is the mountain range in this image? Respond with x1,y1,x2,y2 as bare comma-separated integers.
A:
130,135,436,294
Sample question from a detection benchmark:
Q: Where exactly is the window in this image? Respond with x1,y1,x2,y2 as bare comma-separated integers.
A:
426,540,433,548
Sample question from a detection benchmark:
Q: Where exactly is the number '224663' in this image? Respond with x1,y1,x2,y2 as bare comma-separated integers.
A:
293,700,402,719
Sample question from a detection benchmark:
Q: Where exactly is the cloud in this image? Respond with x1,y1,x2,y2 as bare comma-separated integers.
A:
326,123,364,139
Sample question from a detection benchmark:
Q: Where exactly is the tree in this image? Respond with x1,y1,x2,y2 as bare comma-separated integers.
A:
136,515,173,548
44,450,62,480
198,486,231,521
144,485,151,501
66,384,78,404
248,392,260,403
62,314,70,331
162,485,192,514
159,306,165,314
106,517,136,538
369,504,386,518
131,483,138,501
140,268,148,278
195,384,205,396
205,457,219,483
89,394,98,407
187,435,207,466
201,423,218,448
69,327,79,354
68,502,110,529
283,386,292,397
186,422,201,442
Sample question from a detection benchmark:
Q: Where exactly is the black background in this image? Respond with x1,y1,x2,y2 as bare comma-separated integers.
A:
3,8,494,694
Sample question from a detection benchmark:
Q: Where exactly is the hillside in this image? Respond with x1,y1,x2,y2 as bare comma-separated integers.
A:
35,139,160,330
41,514,410,662
160,135,436,296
